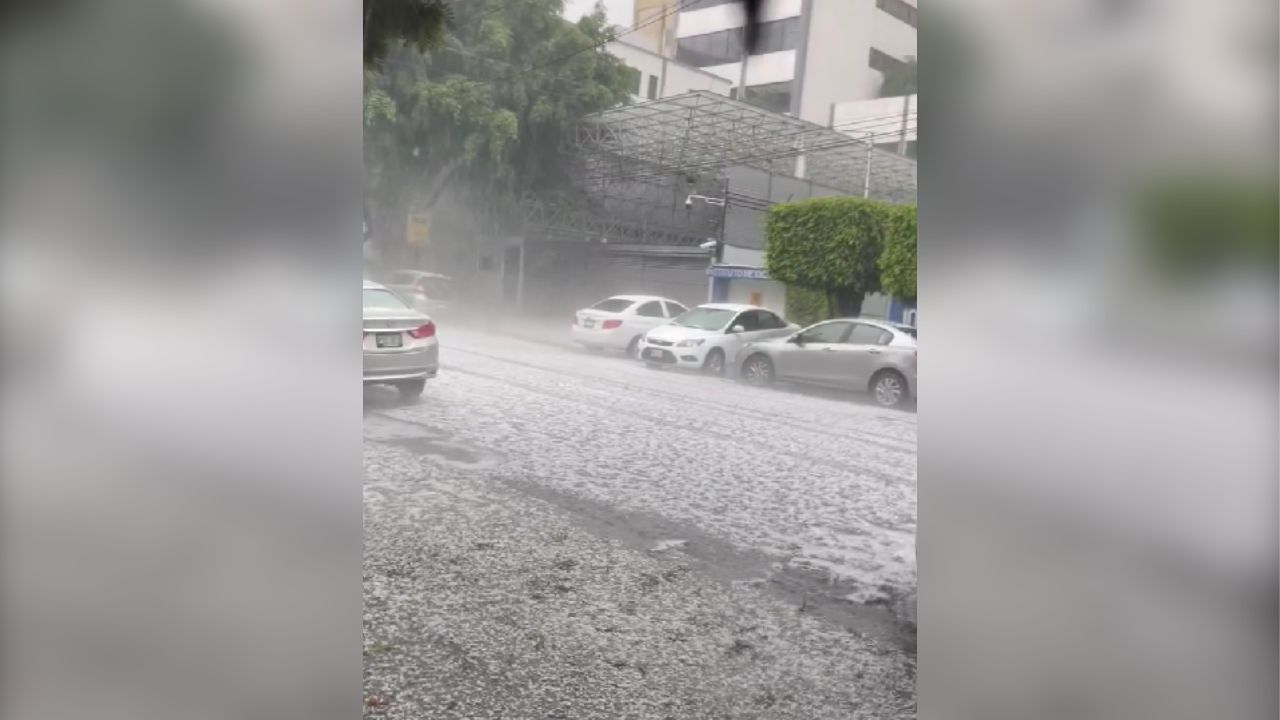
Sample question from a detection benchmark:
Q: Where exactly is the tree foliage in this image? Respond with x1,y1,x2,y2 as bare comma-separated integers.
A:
878,204,917,300
364,0,451,68
784,286,832,329
1138,179,1278,277
364,0,632,232
765,197,889,316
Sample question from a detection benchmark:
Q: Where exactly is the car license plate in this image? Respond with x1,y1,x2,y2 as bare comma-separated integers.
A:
644,348,663,360
376,333,403,348
583,318,595,329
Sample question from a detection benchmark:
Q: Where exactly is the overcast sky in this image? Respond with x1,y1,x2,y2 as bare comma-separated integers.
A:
562,0,635,25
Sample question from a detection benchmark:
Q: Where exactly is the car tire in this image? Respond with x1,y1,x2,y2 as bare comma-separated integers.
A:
626,335,642,359
396,378,426,399
702,348,726,376
741,354,775,386
869,370,908,408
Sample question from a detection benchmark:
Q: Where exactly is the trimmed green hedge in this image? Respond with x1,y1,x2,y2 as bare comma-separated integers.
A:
1139,180,1278,275
879,204,917,300
766,197,916,321
784,285,830,328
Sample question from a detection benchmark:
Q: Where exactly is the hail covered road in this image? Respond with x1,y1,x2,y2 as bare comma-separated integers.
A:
363,326,918,719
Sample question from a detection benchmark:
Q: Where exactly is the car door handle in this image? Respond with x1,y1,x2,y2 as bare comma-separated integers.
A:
866,348,882,354
821,347,835,352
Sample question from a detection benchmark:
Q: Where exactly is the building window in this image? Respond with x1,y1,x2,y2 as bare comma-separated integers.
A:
625,66,642,95
685,0,739,9
647,74,659,99
875,0,918,28
676,27,743,67
869,47,907,74
742,81,792,113
675,18,800,67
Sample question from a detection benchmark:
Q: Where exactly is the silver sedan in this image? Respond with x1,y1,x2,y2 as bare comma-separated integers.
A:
363,281,439,397
738,318,917,407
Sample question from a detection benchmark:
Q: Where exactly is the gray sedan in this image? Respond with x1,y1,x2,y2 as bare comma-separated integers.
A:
363,281,439,397
738,318,917,407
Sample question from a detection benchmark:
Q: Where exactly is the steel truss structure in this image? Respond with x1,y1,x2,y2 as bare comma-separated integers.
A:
521,91,917,246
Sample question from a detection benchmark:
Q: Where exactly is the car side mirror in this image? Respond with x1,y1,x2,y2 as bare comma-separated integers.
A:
728,325,746,334
790,334,805,345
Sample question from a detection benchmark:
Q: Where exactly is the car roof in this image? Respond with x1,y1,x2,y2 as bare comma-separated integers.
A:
391,269,452,280
696,303,761,311
826,317,916,333
604,294,673,302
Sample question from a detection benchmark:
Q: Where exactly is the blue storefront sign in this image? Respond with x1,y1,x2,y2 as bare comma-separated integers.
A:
706,265,769,280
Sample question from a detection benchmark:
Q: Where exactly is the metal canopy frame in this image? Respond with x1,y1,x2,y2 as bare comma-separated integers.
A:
572,91,917,204
521,91,916,247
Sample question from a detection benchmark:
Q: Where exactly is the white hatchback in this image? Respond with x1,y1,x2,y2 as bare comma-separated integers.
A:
637,303,798,375
571,295,689,357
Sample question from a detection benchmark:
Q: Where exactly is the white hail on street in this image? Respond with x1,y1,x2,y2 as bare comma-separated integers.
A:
571,295,689,356
637,303,798,375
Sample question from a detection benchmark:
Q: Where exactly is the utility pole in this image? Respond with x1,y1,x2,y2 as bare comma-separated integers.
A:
897,93,912,156
863,132,874,198
686,181,729,302
716,176,728,264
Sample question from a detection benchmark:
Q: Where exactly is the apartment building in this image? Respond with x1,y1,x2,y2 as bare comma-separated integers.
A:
637,0,916,124
606,38,733,103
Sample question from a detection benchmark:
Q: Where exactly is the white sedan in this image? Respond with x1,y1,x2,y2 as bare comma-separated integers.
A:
637,303,798,375
570,295,689,357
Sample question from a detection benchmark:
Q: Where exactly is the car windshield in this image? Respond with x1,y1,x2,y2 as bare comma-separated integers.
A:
674,307,735,331
363,289,410,310
591,298,634,313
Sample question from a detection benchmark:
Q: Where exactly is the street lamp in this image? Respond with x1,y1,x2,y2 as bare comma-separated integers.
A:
684,192,727,264
686,186,730,303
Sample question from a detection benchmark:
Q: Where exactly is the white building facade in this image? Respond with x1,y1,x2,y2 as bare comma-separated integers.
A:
605,39,733,103
832,92,917,155
666,0,916,124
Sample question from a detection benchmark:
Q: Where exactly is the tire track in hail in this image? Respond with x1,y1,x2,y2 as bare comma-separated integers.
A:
395,365,914,485
443,346,916,452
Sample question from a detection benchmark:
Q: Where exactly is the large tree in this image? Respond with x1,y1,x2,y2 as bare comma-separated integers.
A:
363,0,633,255
364,0,451,68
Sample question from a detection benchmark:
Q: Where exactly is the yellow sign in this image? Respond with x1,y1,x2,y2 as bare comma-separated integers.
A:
407,213,431,247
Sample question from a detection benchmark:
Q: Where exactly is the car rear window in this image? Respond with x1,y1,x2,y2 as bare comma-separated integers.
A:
591,298,634,313
363,289,410,310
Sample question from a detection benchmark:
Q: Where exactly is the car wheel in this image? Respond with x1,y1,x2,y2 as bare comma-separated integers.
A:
626,335,642,359
741,354,775,386
702,348,725,376
396,378,426,399
869,370,908,408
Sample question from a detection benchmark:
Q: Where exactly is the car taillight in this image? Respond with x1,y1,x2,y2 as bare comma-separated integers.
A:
408,322,435,339
601,319,622,330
